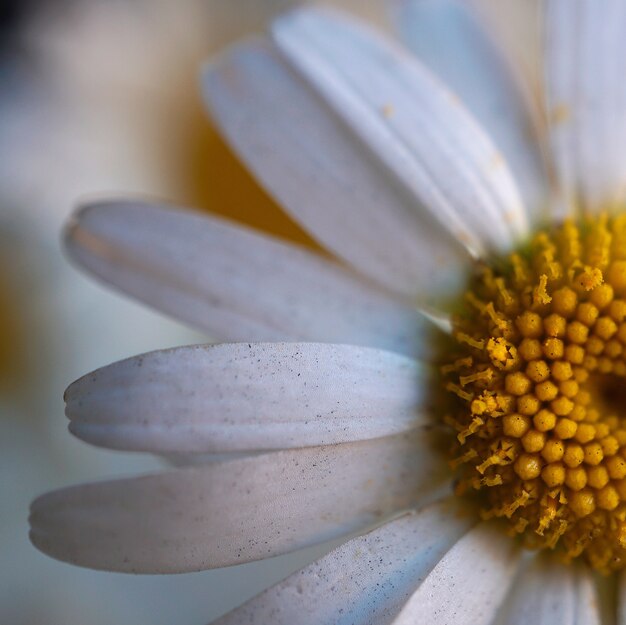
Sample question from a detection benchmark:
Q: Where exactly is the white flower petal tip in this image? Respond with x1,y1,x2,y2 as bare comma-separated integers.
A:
29,432,449,573
212,499,476,625
493,554,601,625
393,0,548,224
203,7,528,300
545,0,626,213
390,522,520,625
66,342,432,453
64,200,437,359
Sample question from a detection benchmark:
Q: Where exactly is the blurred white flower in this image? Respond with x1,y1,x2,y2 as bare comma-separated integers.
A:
26,1,626,623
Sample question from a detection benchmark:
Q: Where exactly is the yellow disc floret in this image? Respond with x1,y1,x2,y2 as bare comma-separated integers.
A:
442,213,626,573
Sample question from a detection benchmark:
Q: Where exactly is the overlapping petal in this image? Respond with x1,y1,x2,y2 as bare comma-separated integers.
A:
545,0,626,213
66,201,436,358
271,7,529,252
204,7,528,302
213,500,474,625
493,554,601,625
394,0,547,223
29,431,448,573
390,522,520,625
66,342,430,453
204,41,466,302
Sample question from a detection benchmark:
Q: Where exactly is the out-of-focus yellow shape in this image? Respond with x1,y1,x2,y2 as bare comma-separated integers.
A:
191,123,315,245
0,250,27,390
170,92,319,249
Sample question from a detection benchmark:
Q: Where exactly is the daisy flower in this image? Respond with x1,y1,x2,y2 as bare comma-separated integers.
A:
29,0,626,622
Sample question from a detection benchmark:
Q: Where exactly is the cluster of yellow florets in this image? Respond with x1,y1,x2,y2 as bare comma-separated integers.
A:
442,214,626,573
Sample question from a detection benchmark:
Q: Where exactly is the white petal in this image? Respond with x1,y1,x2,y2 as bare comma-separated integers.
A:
213,499,474,625
391,522,520,625
66,342,430,453
66,201,437,359
29,431,448,573
204,9,527,299
545,0,626,212
493,554,601,625
395,0,547,223
203,38,469,303
271,8,528,248
470,0,543,101
573,567,603,625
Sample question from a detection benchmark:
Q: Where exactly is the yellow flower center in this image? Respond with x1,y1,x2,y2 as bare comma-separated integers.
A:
441,213,626,573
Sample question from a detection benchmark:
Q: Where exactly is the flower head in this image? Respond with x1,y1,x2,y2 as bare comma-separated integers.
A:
30,1,626,622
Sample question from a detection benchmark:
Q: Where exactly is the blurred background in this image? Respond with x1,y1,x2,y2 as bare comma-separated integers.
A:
0,1,532,623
